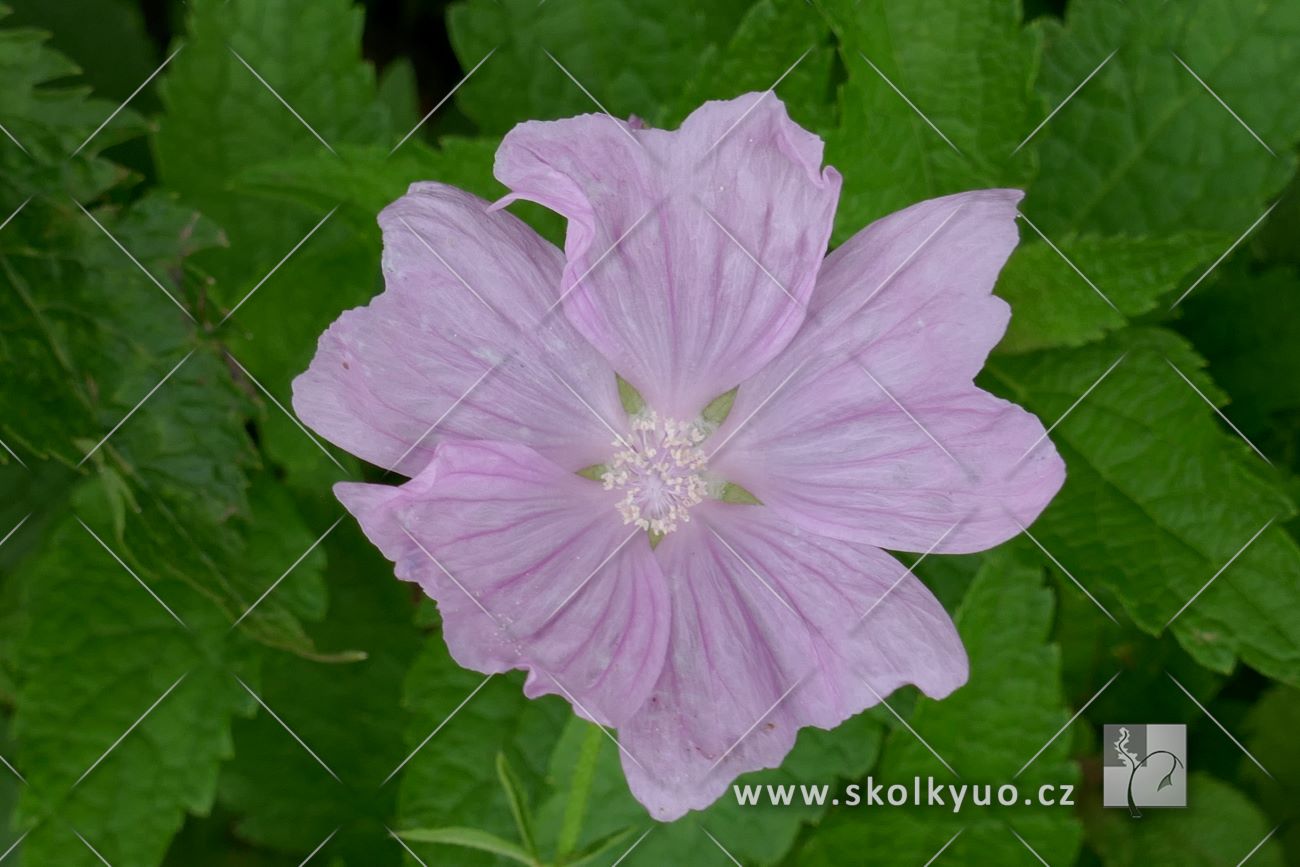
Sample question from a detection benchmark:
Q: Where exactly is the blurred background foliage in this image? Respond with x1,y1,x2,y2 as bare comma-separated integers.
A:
0,0,1298,864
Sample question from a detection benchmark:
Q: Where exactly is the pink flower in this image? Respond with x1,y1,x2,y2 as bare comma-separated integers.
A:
292,93,1064,821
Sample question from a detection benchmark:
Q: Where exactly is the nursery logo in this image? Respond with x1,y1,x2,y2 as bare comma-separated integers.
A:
1103,724,1187,816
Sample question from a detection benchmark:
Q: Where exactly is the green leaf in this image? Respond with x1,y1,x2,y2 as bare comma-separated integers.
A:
555,722,603,860
1028,0,1300,235
496,752,539,860
820,0,1040,240
446,0,751,134
216,522,421,865
987,328,1300,683
797,546,1082,866
532,708,886,866
398,827,534,865
1240,686,1300,864
666,0,837,132
10,504,254,867
995,232,1225,354
1084,773,1284,867
397,639,567,866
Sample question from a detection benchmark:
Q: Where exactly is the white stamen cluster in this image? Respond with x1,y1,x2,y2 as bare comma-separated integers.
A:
602,411,709,535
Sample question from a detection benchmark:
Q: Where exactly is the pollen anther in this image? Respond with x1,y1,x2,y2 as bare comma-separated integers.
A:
602,411,709,534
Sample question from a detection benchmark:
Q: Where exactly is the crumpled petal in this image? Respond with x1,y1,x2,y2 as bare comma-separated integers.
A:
620,503,966,820
494,92,841,417
710,190,1065,554
336,439,669,727
292,183,625,477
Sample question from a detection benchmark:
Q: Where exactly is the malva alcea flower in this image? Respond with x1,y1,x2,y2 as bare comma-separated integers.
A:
292,93,1065,821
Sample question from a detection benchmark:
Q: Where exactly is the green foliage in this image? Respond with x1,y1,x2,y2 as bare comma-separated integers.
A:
3,0,1299,864
798,548,1082,866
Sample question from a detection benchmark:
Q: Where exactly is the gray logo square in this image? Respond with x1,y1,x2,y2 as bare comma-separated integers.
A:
1103,723,1187,813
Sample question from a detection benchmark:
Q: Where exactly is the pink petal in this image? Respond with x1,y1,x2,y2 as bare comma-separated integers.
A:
494,93,841,417
336,439,669,727
620,503,965,821
292,183,626,476
710,190,1065,554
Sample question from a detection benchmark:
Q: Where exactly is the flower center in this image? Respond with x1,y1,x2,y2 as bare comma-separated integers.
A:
602,411,709,535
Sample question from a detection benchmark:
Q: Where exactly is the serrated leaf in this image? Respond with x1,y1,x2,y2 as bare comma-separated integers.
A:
797,546,1082,866
1028,0,1300,235
995,232,1226,354
11,506,255,867
446,0,751,134
987,327,1300,683
821,0,1040,240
